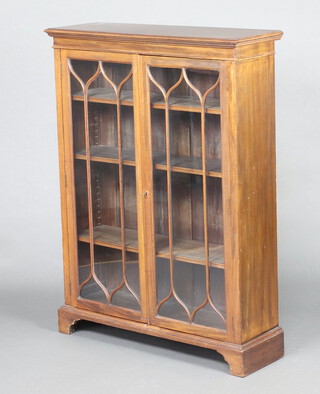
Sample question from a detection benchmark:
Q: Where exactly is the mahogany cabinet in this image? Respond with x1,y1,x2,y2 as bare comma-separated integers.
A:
45,23,284,377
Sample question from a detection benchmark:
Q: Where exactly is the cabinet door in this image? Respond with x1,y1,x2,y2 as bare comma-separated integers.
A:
141,56,227,339
60,50,146,321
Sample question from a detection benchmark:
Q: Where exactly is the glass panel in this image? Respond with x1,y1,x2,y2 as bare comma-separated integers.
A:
149,64,225,329
74,160,89,236
193,267,226,329
71,60,135,163
156,259,226,328
79,243,140,310
69,59,140,312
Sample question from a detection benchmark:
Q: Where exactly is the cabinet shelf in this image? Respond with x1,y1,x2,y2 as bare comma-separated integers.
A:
75,145,136,166
79,225,138,252
153,153,221,177
73,88,134,106
73,88,221,114
78,225,224,268
156,237,224,268
152,95,220,114
75,146,221,177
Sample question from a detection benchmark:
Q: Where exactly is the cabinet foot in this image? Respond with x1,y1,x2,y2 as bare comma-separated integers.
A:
218,328,284,377
57,306,283,376
58,306,80,334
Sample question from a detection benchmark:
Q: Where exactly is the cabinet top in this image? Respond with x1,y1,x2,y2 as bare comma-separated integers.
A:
45,22,282,48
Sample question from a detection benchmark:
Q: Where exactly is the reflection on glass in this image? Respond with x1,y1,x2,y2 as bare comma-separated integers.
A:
150,65,225,329
156,258,226,328
79,244,140,310
70,59,140,312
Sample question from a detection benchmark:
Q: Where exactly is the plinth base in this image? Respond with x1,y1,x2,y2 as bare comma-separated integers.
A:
58,305,284,377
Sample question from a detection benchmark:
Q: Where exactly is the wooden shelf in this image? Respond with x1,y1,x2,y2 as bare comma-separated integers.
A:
73,88,134,106
75,146,221,177
152,95,220,114
79,225,139,252
73,88,221,114
153,153,222,177
79,225,224,268
75,145,135,166
80,259,138,268
156,236,224,268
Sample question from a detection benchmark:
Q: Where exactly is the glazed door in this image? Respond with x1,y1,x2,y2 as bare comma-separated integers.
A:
141,56,227,339
61,50,147,322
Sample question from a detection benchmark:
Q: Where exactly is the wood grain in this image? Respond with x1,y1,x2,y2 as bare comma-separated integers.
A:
153,153,221,177
235,55,279,342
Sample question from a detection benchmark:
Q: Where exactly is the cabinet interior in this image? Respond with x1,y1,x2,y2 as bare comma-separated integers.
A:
69,58,225,330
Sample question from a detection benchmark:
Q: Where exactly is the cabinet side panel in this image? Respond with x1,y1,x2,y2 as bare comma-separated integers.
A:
235,55,278,342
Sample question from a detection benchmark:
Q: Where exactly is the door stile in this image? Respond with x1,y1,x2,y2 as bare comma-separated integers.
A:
58,49,81,306
54,48,73,306
139,55,227,340
132,54,155,322
220,61,242,343
58,49,146,321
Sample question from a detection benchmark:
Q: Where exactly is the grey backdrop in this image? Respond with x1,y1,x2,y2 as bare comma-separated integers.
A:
1,1,319,393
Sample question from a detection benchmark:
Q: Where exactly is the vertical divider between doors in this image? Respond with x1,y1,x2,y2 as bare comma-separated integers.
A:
133,55,156,323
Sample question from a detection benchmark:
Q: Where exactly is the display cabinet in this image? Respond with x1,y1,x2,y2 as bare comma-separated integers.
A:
45,23,284,377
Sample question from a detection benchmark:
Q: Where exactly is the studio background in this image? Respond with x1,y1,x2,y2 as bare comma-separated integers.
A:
1,1,319,393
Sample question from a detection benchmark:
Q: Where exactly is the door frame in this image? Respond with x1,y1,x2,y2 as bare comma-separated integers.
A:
58,49,148,323
137,54,230,340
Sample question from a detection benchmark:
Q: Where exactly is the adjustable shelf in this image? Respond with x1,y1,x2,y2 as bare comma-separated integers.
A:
75,146,136,166
73,88,221,114
152,95,220,114
73,88,135,106
75,147,221,177
153,153,221,177
79,225,224,269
